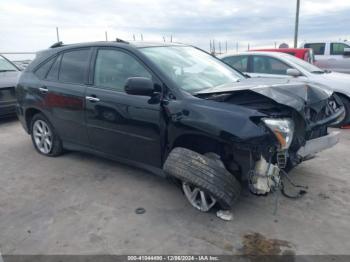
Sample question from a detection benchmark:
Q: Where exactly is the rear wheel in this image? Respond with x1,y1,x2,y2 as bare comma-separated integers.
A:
30,113,63,156
164,147,241,212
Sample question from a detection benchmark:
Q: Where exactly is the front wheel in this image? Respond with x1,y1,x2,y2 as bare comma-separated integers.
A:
333,95,350,127
164,147,241,212
30,113,63,157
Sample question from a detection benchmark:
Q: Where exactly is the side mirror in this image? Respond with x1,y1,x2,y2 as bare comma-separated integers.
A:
287,68,302,77
343,48,350,56
125,77,154,96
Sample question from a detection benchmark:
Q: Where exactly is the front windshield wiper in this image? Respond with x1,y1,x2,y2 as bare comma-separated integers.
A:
0,69,17,72
311,70,325,74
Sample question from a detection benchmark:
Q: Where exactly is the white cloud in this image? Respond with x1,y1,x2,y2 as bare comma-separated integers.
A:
0,0,349,59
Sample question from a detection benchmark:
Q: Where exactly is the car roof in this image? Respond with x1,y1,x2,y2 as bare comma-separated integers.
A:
251,48,310,52
218,51,293,59
28,41,189,71
45,41,187,51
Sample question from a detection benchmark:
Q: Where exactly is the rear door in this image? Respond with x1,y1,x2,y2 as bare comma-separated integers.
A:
85,48,162,167
42,48,92,146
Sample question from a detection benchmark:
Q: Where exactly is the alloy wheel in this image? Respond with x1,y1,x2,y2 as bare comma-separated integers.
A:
182,182,217,212
33,120,53,154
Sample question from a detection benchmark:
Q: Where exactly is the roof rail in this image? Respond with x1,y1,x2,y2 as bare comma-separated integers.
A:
50,41,63,48
115,38,129,44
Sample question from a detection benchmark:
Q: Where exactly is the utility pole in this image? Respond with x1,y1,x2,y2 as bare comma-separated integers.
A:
105,31,108,41
294,0,301,48
56,27,60,42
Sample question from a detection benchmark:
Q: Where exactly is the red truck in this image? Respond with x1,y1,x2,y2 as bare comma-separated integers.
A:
251,48,315,63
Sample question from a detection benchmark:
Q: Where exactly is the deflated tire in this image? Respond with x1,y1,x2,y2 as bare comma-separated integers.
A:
163,147,241,211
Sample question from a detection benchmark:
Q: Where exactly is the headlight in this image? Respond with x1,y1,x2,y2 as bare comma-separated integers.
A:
262,118,294,150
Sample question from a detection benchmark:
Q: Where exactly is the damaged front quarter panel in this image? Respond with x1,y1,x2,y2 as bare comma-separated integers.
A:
165,95,274,151
165,79,343,195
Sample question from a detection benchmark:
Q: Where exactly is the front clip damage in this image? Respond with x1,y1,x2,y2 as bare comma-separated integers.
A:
248,153,308,199
249,155,280,195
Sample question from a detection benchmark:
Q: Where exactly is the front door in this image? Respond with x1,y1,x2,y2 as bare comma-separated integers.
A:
85,48,162,167
249,55,292,78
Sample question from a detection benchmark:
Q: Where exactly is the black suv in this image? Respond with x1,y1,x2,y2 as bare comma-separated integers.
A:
16,41,345,212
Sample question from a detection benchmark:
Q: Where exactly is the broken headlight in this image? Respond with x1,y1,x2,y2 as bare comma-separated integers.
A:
262,118,294,150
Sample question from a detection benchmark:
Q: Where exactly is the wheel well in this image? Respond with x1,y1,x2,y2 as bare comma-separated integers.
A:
170,134,242,178
25,108,41,133
335,92,350,103
172,134,228,158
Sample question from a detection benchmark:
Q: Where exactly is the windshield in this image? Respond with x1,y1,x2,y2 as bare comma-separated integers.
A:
281,53,325,73
0,55,18,72
140,46,244,92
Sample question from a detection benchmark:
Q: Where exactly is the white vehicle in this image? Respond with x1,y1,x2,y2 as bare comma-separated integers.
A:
219,51,350,126
300,41,350,74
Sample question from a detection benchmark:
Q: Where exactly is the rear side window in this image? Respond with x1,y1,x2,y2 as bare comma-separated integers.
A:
222,56,248,72
46,55,61,81
331,43,350,55
304,43,325,55
34,57,56,79
59,49,90,84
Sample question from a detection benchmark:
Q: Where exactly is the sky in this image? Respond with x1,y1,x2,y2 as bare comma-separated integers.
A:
0,0,349,59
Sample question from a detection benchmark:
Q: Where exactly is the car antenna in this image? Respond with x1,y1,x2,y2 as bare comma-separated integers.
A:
115,38,129,44
50,41,63,48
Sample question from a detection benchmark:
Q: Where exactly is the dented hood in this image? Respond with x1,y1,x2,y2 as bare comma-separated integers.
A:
195,78,333,114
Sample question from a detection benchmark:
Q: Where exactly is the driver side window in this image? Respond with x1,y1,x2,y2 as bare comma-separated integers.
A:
94,49,152,91
331,43,350,55
252,56,291,75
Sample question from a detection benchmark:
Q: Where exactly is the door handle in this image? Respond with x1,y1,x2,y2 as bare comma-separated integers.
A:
86,96,100,102
39,87,48,93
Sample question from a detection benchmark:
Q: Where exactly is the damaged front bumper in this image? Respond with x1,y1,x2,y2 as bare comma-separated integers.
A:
297,131,340,158
248,131,340,195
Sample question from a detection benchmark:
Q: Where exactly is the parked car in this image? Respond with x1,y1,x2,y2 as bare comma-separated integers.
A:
0,54,20,117
13,60,32,71
251,48,314,63
16,41,344,212
300,41,350,74
219,51,350,126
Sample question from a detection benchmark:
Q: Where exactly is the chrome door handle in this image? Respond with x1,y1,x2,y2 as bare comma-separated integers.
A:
86,96,100,102
39,87,48,93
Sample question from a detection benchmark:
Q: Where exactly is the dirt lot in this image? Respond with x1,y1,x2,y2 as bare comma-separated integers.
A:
0,117,349,255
